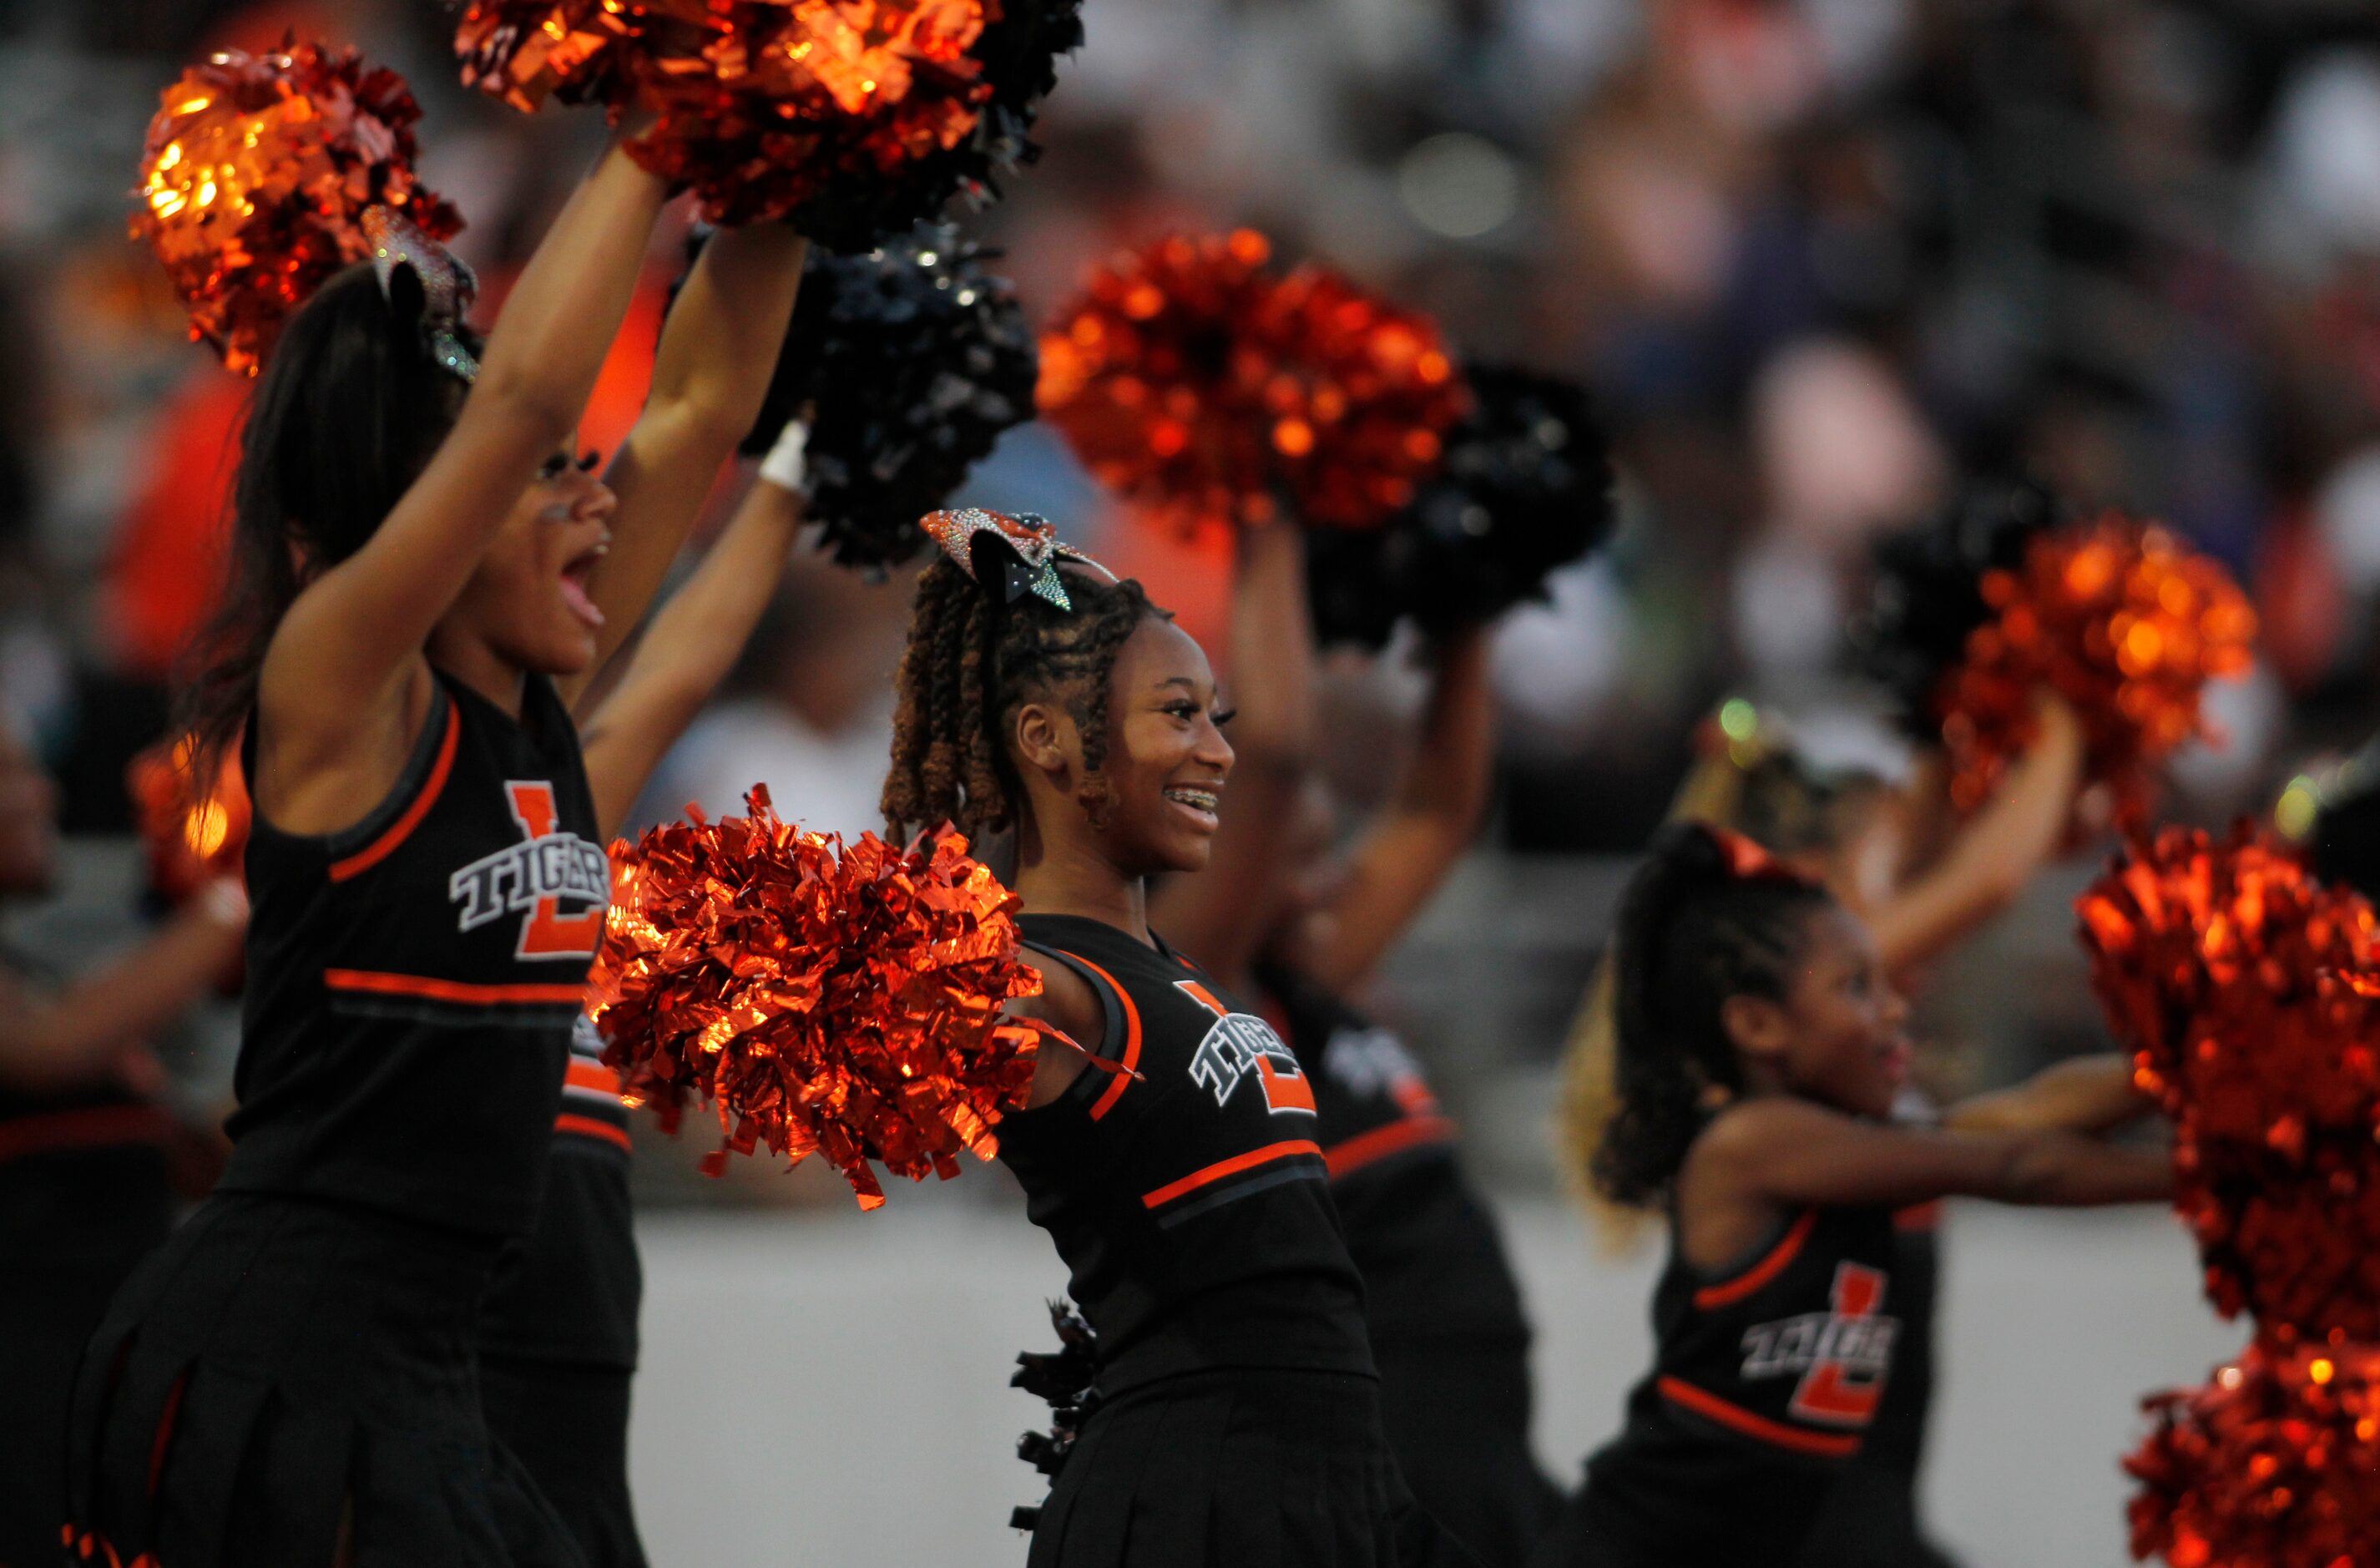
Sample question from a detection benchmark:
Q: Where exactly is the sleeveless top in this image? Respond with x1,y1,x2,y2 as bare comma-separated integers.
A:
478,1014,642,1369
998,913,1375,1397
217,672,607,1239
1256,962,1531,1352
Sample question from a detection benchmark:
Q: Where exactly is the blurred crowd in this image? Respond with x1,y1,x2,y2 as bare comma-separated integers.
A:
6,0,2380,862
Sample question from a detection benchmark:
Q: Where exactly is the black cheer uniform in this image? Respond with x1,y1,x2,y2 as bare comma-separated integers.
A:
1256,964,1558,1568
0,1080,176,1568
1003,915,1478,1568
64,674,609,1568
1537,1202,1901,1568
479,1016,649,1568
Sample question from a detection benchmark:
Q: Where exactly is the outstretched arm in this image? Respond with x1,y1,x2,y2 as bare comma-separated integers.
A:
0,884,245,1093
1296,625,1495,994
1945,1053,2152,1136
561,225,810,711
1149,521,1315,979
579,435,810,837
259,138,670,824
1867,690,2084,977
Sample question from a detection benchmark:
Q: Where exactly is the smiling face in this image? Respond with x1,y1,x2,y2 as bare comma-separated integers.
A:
1260,776,1346,970
1727,901,1912,1120
442,448,616,677
1093,617,1236,875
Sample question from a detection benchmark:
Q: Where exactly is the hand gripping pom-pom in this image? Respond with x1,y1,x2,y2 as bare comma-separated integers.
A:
589,787,1049,1208
1306,364,1616,648
456,0,1083,247
1931,513,2255,830
133,43,463,374
125,734,249,907
1038,230,1470,534
689,222,1035,569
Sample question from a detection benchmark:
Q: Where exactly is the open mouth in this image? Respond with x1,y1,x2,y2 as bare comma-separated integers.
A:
1878,1039,1912,1088
1162,784,1222,827
558,544,607,630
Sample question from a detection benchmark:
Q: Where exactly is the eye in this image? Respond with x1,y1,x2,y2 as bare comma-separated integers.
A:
1160,700,1200,721
577,449,602,473
538,452,572,481
1211,706,1239,727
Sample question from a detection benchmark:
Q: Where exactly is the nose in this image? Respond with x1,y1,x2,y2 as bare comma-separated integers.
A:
1880,983,1910,1028
1196,718,1235,776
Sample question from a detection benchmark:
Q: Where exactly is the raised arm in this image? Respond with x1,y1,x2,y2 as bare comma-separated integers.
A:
1694,1095,2172,1213
578,438,809,837
0,883,245,1093
1149,520,1315,978
1297,623,1494,994
560,225,811,711
1944,1052,2153,1136
259,139,670,819
1866,690,2084,976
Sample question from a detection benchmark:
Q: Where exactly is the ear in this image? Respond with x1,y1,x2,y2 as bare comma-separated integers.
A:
1719,993,1792,1065
1010,700,1080,786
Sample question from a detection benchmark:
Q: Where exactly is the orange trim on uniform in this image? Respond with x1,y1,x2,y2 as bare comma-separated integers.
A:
1141,1139,1322,1209
1323,1115,1458,1180
1895,1200,1943,1232
1693,1209,1819,1309
564,1060,622,1095
1175,979,1230,1016
555,1112,632,1151
322,969,588,1006
328,695,460,882
0,1104,176,1165
1045,949,1141,1122
1656,1376,1861,1458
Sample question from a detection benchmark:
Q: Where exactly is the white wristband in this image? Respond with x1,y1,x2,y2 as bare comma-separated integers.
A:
758,419,810,496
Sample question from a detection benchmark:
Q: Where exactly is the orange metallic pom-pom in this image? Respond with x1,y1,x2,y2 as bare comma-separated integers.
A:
1037,230,1470,533
133,43,462,375
1935,513,2256,829
125,734,249,905
589,787,1045,1209
2127,1346,2380,1568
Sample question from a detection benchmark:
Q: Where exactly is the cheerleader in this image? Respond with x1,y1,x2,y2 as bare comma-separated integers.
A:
1534,821,2168,1568
882,510,1476,1568
0,723,245,1568
1150,524,1554,1567
62,134,792,1567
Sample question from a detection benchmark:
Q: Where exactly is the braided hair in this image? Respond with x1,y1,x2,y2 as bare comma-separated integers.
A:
1593,822,1834,1208
882,556,1170,842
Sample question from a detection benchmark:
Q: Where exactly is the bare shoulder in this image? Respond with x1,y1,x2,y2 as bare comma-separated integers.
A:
1690,1097,1857,1176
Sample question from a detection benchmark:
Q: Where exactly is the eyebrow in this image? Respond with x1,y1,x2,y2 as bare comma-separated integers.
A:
1152,676,1201,693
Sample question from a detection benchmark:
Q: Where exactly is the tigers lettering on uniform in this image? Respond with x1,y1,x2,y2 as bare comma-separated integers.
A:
1737,1262,1897,1427
1178,979,1316,1115
1321,1024,1442,1117
447,781,610,959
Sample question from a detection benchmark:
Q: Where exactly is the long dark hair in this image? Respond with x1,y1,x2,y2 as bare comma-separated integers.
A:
1594,822,1833,1208
175,261,481,773
881,556,1167,842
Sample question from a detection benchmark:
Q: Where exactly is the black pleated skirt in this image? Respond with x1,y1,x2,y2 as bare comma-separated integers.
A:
63,1193,585,1568
1026,1368,1481,1568
1373,1339,1560,1568
478,1358,648,1568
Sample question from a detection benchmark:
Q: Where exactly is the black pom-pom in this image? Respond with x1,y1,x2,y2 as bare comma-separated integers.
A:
1008,1299,1099,1520
1851,479,2062,739
690,223,1037,572
1302,365,1615,648
2311,739,2380,904
791,0,1085,255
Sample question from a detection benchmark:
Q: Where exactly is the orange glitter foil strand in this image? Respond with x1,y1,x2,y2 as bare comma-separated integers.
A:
589,787,1043,1209
132,43,462,375
1935,513,2255,830
1037,230,1469,533
455,0,993,227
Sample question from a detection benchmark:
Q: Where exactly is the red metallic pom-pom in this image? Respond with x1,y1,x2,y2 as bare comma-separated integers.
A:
1936,514,2256,829
133,43,463,375
456,0,1017,232
125,734,250,905
2127,1347,2380,1568
589,787,1045,1209
1037,230,1470,533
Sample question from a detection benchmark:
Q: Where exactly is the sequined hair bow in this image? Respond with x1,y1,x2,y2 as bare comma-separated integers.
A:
921,508,1100,612
363,205,480,383
1706,824,1812,885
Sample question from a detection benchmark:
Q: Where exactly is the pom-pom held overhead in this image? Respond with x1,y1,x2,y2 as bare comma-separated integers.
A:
724,224,1037,568
455,0,1083,246
126,733,250,905
1306,365,1616,647
1927,513,2255,828
1038,230,1470,534
589,787,1046,1209
133,42,462,375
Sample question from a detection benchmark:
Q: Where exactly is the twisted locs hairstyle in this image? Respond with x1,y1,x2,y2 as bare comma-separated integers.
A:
1593,822,1833,1209
882,556,1169,842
